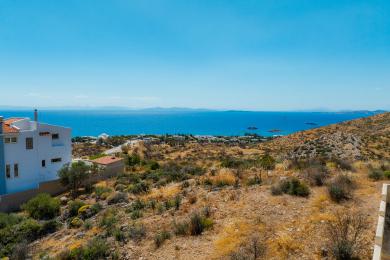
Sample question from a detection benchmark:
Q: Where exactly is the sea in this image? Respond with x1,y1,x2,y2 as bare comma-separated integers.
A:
0,110,381,137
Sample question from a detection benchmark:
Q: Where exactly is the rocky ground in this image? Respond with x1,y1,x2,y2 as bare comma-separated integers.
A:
24,112,390,259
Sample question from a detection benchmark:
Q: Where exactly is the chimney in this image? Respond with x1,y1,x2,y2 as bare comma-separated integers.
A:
34,109,38,122
0,116,3,134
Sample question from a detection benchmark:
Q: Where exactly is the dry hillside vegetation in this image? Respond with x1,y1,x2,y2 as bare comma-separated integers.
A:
2,112,389,260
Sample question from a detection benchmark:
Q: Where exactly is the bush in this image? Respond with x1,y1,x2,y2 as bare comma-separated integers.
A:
189,212,213,236
271,178,310,197
328,175,355,203
10,241,28,260
229,236,266,260
384,170,390,179
99,209,117,229
150,161,160,170
129,224,146,242
325,211,367,260
68,200,85,217
173,220,189,236
22,193,60,220
259,154,276,170
0,213,22,229
41,219,61,234
154,230,171,248
130,210,143,220
107,192,128,205
302,164,328,186
127,181,150,194
246,175,262,186
368,169,384,181
70,217,83,228
94,186,112,198
67,238,109,260
113,228,126,242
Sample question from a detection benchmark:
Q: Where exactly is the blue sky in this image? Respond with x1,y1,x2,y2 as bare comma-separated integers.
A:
0,0,389,111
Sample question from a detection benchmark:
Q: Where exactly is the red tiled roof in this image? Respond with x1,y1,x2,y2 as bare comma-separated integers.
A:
91,156,123,165
2,118,23,134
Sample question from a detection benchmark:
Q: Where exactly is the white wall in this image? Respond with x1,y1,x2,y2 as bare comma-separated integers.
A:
3,122,71,194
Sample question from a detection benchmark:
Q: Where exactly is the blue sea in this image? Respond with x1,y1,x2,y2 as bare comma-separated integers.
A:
0,110,379,137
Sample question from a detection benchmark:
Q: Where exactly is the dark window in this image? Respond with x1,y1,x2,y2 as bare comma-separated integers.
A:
52,134,59,140
42,160,46,167
26,137,33,150
11,137,17,143
4,138,10,144
14,164,19,177
51,158,62,163
5,165,10,178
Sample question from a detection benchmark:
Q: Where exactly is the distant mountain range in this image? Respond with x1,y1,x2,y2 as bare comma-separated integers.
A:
0,106,387,114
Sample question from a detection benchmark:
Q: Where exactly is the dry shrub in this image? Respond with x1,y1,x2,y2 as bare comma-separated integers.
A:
211,169,236,187
268,233,303,258
214,220,265,258
229,235,266,260
325,210,369,260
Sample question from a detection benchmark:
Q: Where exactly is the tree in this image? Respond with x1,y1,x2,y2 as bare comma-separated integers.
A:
58,161,91,197
259,154,276,170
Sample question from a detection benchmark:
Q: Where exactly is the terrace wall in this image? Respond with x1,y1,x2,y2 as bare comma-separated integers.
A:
0,162,124,212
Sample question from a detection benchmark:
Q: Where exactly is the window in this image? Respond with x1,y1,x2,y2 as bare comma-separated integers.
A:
51,158,62,163
4,137,17,144
42,160,46,167
14,164,19,177
5,165,10,178
52,134,59,140
26,137,33,150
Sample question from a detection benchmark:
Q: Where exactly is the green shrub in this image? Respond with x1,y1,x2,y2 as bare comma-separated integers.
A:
154,230,171,248
328,175,354,203
107,192,128,204
127,181,150,194
70,217,83,228
173,220,189,236
0,213,22,229
94,186,112,198
22,193,60,220
368,169,384,181
271,178,310,197
130,199,146,211
68,200,85,217
259,154,276,170
174,195,182,210
41,219,61,234
189,212,213,236
129,224,146,242
150,161,160,170
114,228,126,242
384,170,390,179
99,209,117,229
68,238,108,260
130,210,143,220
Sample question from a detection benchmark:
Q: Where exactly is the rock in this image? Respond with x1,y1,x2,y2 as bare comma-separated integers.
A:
60,196,68,205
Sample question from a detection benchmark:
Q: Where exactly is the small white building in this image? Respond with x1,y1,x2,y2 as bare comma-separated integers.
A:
0,110,71,195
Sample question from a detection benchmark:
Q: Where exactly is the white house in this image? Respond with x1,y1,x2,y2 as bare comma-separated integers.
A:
0,110,71,195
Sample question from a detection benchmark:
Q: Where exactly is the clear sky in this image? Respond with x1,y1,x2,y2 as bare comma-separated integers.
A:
0,0,389,111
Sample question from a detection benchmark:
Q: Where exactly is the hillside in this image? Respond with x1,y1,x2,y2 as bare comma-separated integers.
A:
1,113,389,259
